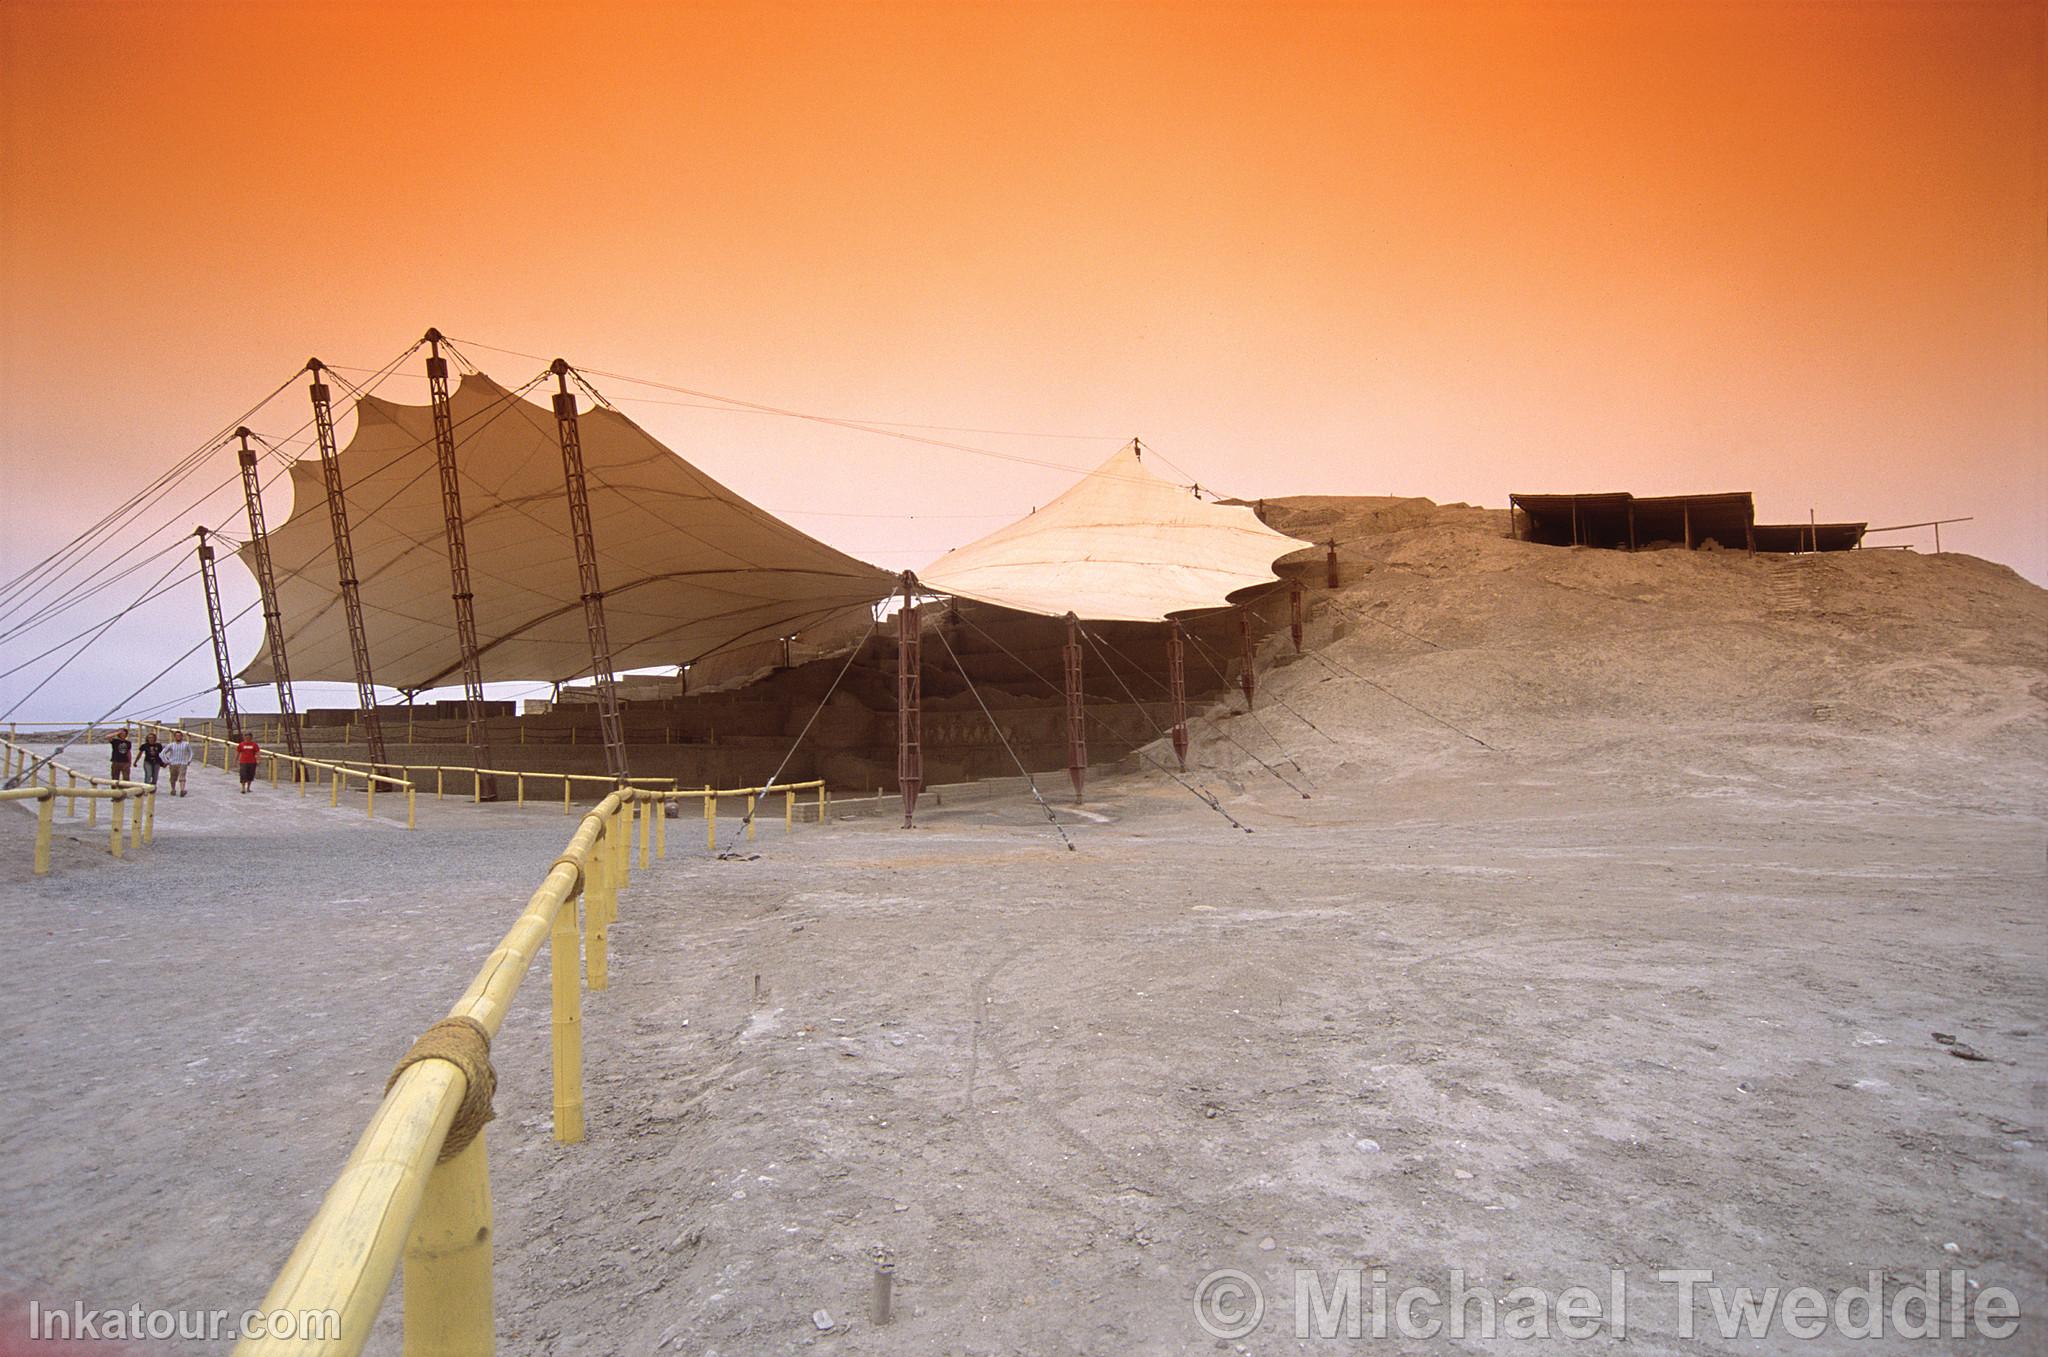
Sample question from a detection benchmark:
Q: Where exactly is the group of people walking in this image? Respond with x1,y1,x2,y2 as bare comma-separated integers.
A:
105,726,253,795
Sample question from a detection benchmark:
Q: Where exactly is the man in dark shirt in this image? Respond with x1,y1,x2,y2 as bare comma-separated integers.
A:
108,728,133,782
137,732,165,787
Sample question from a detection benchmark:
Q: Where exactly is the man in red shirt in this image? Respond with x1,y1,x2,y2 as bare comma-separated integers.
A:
235,735,261,793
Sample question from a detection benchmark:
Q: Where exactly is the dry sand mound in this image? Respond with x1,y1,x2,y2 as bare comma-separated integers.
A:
1172,497,2047,808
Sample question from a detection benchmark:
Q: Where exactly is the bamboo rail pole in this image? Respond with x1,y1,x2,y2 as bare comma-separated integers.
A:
239,799,614,1355
705,789,715,849
745,793,756,841
655,798,666,859
784,787,793,832
638,796,651,870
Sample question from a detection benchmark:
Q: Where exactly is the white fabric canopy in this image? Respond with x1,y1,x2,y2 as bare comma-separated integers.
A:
919,443,1310,621
238,371,892,689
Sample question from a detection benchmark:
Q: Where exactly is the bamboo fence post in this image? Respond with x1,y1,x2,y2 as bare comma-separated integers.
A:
613,801,629,883
142,789,154,846
704,790,715,850
562,778,570,816
818,784,827,824
400,1131,494,1356
639,796,652,870
745,793,756,841
784,787,793,832
331,769,341,807
128,790,144,854
367,777,376,820
33,792,53,876
407,786,417,831
655,797,666,859
66,771,76,818
585,825,610,991
549,894,585,1143
108,793,124,859
88,785,98,827
437,768,445,800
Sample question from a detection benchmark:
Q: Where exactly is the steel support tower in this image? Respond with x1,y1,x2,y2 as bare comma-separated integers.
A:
424,330,498,800
549,361,629,782
195,526,243,738
307,360,388,765
1062,613,1086,803
896,572,922,828
235,429,305,758
1167,619,1189,771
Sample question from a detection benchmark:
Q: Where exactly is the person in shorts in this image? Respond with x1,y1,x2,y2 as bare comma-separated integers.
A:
236,734,261,793
137,731,165,787
107,727,133,782
162,731,195,796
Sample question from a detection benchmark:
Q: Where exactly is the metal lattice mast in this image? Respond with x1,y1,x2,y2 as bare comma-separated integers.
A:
1167,619,1189,771
424,330,498,800
195,526,243,738
307,360,388,765
1062,612,1086,803
235,429,305,757
550,360,629,781
896,571,922,828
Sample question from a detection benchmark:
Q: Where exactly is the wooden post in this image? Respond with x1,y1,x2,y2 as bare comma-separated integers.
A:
705,790,716,850
517,774,525,807
1062,613,1086,804
562,778,571,816
367,777,376,820
745,793,757,840
108,793,124,859
784,788,793,832
818,785,827,824
550,895,585,1144
33,792,52,876
407,787,416,831
638,796,651,869
655,798,666,859
66,771,76,818
401,1132,494,1356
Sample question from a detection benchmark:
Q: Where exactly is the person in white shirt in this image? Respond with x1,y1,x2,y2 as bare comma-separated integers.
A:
161,731,195,796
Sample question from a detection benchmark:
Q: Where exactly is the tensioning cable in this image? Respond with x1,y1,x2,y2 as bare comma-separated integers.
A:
929,624,1076,851
715,610,882,857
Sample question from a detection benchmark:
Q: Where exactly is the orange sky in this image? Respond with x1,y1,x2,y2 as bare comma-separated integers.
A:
1,0,2041,719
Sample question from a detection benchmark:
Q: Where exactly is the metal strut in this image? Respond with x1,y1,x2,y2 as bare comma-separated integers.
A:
1167,619,1189,771
235,429,305,758
194,527,242,738
1237,605,1257,710
550,360,629,782
307,361,388,765
1062,612,1086,803
425,330,498,800
896,571,922,828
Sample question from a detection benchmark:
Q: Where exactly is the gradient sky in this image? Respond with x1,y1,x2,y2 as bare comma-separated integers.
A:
1,0,2041,722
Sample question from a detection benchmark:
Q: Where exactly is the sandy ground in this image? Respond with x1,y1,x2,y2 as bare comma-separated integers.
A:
1,516,2043,1354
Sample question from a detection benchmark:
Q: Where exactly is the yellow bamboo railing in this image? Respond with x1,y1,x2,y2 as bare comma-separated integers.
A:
1,736,156,873
136,723,417,830
235,787,652,1354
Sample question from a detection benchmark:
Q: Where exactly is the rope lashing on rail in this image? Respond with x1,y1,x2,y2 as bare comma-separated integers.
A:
386,1016,497,1162
546,854,587,895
